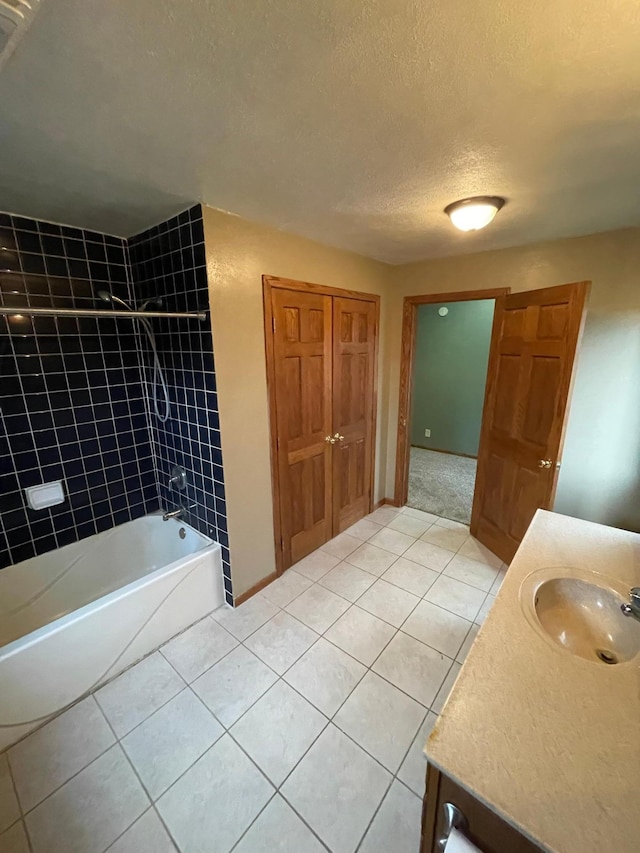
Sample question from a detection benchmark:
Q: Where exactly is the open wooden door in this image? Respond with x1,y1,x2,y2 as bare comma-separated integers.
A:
332,297,377,533
271,288,333,568
471,281,589,564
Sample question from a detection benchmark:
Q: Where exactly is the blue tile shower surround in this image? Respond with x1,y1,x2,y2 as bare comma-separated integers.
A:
128,206,231,603
0,205,232,604
0,214,158,571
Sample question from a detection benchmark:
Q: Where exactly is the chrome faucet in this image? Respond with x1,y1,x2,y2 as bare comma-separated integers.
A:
620,588,640,622
162,507,184,521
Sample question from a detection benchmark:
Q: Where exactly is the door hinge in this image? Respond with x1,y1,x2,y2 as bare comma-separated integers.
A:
272,317,276,333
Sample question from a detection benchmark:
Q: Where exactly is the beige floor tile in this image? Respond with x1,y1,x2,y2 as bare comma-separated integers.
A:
211,595,279,641
458,535,502,568
192,645,277,727
319,561,376,602
26,745,149,853
397,712,438,797
231,681,326,785
122,689,223,799
356,579,419,628
321,532,362,560
0,821,29,853
490,565,508,595
456,623,480,663
284,638,366,717
425,575,486,622
402,599,473,658
365,506,402,525
244,612,318,675
96,653,185,738
157,735,273,853
107,808,176,853
281,725,390,853
420,525,468,553
359,779,422,853
261,570,312,608
161,617,238,682
0,755,19,835
387,514,432,538
373,632,451,708
9,696,115,813
324,606,396,667
233,795,326,853
402,507,439,523
344,518,383,541
334,672,425,772
285,584,350,633
291,549,340,582
381,556,439,597
475,593,496,625
402,539,455,572
431,662,462,714
367,527,415,557
444,553,499,592
345,542,397,576
434,517,469,532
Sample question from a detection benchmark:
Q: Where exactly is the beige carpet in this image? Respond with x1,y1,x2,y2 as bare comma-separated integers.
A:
408,447,477,524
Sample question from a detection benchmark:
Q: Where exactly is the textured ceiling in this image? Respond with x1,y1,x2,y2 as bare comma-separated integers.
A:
1,0,640,262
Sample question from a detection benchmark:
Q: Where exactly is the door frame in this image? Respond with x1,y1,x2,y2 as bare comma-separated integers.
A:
393,287,510,507
263,275,381,576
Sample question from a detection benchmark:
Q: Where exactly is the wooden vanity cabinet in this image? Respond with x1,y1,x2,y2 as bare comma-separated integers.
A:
421,764,545,853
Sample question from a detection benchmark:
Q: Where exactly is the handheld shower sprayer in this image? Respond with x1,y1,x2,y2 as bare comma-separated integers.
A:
97,289,170,423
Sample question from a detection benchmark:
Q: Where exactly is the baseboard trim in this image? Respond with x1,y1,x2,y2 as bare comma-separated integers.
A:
374,497,401,509
234,571,278,607
410,444,477,460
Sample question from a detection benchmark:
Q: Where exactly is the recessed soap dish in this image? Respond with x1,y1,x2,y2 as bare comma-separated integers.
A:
25,481,65,511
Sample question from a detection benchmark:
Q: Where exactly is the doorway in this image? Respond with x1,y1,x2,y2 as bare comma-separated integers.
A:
263,275,380,575
395,282,590,564
395,288,509,517
408,298,496,524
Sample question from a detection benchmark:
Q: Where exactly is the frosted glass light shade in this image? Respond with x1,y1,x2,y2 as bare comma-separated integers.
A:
445,196,505,231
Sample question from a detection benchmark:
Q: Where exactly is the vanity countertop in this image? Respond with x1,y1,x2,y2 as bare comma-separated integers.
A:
426,509,640,853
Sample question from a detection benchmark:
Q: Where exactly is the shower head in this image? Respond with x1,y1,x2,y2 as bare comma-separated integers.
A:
97,290,133,311
138,297,164,311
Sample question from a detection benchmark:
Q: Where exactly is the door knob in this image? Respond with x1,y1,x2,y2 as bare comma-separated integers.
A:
538,459,553,469
333,433,345,442
325,435,336,444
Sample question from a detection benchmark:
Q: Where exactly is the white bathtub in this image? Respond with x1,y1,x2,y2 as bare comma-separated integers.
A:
0,514,223,750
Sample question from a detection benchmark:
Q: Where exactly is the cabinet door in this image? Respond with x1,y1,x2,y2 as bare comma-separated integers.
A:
332,297,377,532
272,288,333,567
423,765,544,853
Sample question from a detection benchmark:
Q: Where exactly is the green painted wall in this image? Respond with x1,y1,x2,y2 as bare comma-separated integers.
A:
410,300,494,456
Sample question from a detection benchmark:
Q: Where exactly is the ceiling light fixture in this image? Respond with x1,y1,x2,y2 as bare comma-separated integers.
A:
444,196,505,232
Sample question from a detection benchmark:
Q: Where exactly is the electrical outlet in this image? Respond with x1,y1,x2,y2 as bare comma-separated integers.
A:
424,429,431,438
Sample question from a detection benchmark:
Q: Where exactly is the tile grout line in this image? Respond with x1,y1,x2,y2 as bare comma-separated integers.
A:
97,702,183,853
6,509,499,853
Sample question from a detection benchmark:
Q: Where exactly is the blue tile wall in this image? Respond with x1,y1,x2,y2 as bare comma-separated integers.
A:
128,205,232,604
0,214,158,569
0,205,232,604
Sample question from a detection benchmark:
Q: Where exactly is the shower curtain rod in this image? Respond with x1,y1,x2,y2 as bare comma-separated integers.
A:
0,306,207,321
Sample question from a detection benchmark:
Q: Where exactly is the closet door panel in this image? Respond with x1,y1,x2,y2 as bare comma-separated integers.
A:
272,289,333,567
332,297,376,532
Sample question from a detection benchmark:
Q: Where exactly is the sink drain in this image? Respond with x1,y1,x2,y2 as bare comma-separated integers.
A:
595,649,618,665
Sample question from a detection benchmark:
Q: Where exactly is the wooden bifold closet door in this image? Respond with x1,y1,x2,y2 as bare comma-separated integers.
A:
264,277,379,573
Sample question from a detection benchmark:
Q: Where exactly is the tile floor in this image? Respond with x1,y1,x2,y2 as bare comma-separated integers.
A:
0,506,506,853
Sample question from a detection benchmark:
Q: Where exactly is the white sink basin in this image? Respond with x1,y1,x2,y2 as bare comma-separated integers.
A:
520,568,640,665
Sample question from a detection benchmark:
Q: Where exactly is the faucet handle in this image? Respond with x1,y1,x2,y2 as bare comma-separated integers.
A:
630,587,640,603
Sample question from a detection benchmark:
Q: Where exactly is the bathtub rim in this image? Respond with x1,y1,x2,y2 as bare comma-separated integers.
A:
0,521,219,660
